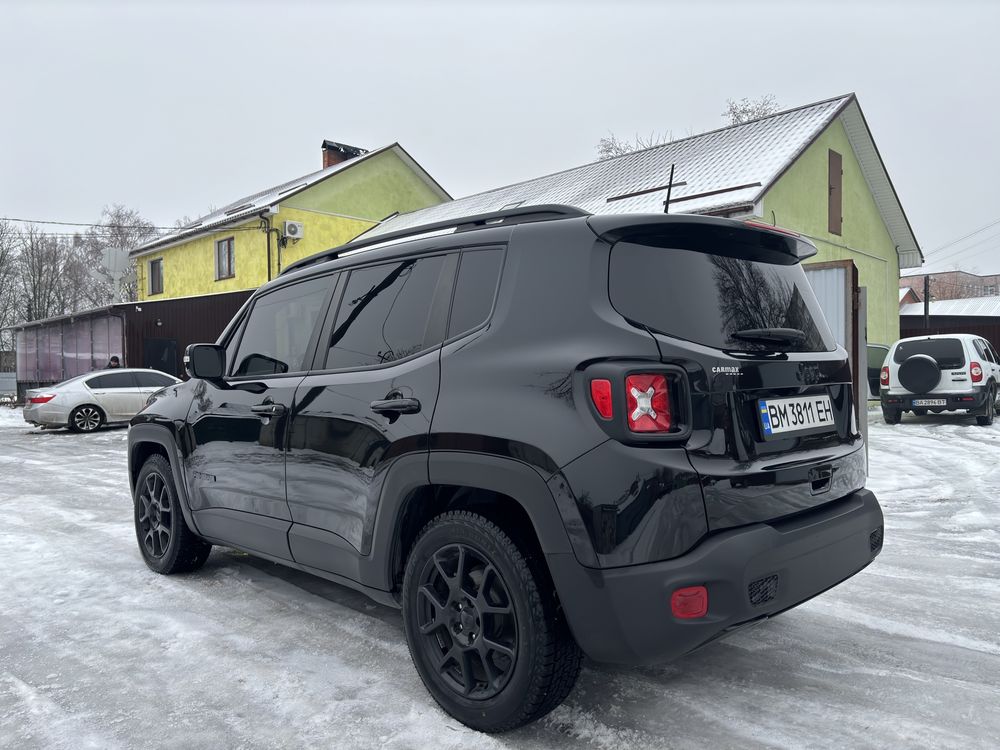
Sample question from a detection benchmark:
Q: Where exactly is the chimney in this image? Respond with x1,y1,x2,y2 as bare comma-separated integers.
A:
322,140,369,169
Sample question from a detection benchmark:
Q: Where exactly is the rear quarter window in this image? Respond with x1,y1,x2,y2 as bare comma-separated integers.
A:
448,248,504,338
892,338,966,369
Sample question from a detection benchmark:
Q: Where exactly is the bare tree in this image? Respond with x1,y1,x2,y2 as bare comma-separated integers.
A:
723,94,780,125
80,205,158,303
597,131,672,160
0,220,20,353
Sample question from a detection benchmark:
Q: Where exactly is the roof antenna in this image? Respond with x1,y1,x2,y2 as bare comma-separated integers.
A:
662,164,676,214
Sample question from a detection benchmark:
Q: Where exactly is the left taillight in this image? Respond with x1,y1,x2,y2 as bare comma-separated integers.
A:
880,366,889,387
29,394,55,404
971,362,984,383
625,373,671,432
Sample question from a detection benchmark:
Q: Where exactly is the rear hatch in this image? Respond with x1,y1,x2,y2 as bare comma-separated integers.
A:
890,337,970,395
603,218,865,531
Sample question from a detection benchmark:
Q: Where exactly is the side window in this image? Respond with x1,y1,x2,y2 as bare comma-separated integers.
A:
980,340,996,363
149,259,164,295
448,248,504,339
989,343,1000,364
134,371,177,388
232,276,332,377
87,372,138,389
326,255,446,369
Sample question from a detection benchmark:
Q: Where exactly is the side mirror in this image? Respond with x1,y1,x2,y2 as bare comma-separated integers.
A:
184,344,226,380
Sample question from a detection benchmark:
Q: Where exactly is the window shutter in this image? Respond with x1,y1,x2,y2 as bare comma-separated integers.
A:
828,149,843,236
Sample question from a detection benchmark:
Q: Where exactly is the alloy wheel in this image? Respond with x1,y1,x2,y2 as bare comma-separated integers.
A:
138,471,173,558
415,543,518,700
73,406,101,432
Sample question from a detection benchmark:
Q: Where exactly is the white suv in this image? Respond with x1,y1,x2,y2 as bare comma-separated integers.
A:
880,333,1000,425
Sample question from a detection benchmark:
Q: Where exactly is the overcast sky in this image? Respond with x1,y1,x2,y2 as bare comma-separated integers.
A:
1,0,998,267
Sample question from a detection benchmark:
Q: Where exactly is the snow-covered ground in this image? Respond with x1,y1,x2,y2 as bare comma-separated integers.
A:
1,406,998,749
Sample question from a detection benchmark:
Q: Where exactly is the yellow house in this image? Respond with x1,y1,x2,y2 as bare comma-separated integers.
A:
131,141,450,300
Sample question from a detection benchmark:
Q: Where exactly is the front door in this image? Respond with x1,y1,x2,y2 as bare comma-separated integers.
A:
85,371,142,421
183,275,335,560
285,254,454,573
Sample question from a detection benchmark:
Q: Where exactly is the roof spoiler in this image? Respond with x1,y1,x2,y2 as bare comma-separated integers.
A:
281,204,591,276
587,213,818,261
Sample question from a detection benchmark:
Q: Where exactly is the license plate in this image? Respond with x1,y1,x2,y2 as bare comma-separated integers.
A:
758,395,835,439
912,398,946,406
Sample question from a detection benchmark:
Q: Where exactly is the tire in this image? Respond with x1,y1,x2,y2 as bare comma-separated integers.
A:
68,404,104,433
898,354,941,393
976,385,996,426
402,510,582,732
913,408,928,417
134,455,212,574
882,408,902,425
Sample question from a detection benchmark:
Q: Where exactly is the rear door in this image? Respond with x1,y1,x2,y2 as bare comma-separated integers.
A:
85,371,141,421
284,253,454,573
608,227,864,530
183,274,335,560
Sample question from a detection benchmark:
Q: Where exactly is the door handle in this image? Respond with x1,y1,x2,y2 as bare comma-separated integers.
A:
250,402,287,417
370,397,421,415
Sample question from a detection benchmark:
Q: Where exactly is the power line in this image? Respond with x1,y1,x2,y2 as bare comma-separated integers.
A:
925,215,1000,256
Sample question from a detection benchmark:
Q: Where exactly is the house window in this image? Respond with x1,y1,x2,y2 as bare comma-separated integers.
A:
986,285,997,296
215,237,235,280
828,149,843,236
149,259,164,295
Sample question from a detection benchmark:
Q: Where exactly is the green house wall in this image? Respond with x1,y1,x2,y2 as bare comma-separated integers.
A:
760,118,900,347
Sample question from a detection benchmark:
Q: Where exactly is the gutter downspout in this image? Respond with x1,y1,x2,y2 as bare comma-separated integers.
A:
259,212,284,279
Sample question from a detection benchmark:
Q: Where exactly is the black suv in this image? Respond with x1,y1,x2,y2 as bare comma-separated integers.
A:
128,206,883,732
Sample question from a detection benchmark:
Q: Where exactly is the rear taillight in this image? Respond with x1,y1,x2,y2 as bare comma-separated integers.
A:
625,374,671,432
589,379,613,420
880,366,889,387
971,362,984,383
29,394,55,404
671,585,708,619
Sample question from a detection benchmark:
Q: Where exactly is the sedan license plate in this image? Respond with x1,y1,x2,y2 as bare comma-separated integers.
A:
912,398,946,407
758,395,835,439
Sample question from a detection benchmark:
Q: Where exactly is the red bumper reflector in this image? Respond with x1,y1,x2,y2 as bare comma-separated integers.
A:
590,379,614,419
671,585,708,619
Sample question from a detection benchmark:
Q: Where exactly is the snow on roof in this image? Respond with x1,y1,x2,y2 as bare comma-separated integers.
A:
900,295,1000,317
362,95,921,268
900,287,914,301
132,144,450,257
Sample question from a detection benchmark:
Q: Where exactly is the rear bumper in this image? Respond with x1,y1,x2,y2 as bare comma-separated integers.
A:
22,405,68,427
881,390,986,411
547,488,883,665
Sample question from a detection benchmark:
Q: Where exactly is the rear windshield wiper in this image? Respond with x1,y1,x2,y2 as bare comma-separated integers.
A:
730,327,807,348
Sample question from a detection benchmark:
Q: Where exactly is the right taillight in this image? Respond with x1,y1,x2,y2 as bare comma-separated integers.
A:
880,366,889,387
971,362,984,383
29,394,55,404
625,373,671,432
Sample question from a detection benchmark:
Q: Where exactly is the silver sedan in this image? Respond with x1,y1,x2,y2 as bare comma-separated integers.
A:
23,368,182,433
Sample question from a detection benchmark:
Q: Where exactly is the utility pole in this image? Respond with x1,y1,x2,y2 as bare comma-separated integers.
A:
923,274,930,332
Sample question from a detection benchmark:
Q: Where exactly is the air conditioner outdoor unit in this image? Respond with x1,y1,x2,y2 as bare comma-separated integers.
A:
284,220,304,239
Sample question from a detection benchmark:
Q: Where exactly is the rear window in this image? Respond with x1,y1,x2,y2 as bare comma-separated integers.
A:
893,338,965,369
609,242,835,352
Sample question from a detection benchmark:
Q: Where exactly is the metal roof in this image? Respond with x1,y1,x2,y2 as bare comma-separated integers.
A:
361,94,921,269
900,296,1000,317
131,143,450,257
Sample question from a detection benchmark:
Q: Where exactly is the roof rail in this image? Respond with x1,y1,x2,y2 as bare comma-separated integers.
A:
280,204,590,276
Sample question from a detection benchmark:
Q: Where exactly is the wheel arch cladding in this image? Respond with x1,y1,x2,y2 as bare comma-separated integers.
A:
128,423,201,534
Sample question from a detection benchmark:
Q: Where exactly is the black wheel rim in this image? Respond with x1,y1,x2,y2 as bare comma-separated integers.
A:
415,543,517,700
138,472,172,558
73,407,101,431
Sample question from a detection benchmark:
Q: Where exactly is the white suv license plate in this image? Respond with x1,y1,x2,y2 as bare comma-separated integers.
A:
912,398,946,407
758,395,835,439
